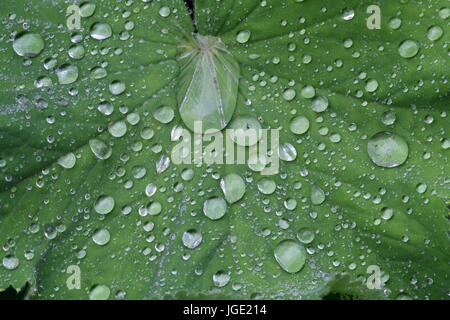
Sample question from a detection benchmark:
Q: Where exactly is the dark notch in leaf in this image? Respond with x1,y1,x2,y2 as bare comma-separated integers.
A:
184,0,197,33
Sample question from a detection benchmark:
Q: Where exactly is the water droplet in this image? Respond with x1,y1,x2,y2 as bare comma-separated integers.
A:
80,2,96,17
159,6,171,17
13,33,44,57
145,183,157,197
89,139,112,160
398,40,419,58
90,22,112,40
236,30,251,43
274,240,306,273
257,178,276,195
381,207,394,220
182,229,202,249
341,7,355,21
2,255,19,270
56,64,79,84
311,185,325,205
220,173,246,204
68,44,85,60
94,195,115,215
300,85,315,99
427,25,443,41
388,18,402,30
416,183,427,194
365,79,379,92
381,111,396,125
311,96,329,112
89,284,110,300
279,142,297,161
109,80,126,95
290,116,310,135
92,228,110,246
108,121,127,138
153,105,174,124
297,228,315,244
203,197,227,220
148,202,162,216
283,88,296,101
227,116,261,146
367,131,408,168
57,152,76,169
213,271,230,287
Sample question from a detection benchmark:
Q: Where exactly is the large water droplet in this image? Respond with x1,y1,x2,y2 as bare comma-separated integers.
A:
367,131,408,168
94,195,115,215
220,173,246,204
311,96,329,112
89,139,112,160
13,33,44,57
311,185,325,205
90,22,112,40
92,228,111,245
213,271,230,287
227,116,261,146
182,229,202,249
56,64,79,84
89,284,110,300
398,40,419,58
236,30,251,43
290,116,309,135
203,197,227,220
274,240,306,273
57,152,76,169
2,255,19,270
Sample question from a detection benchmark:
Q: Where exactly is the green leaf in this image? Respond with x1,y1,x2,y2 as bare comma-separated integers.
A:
0,0,449,300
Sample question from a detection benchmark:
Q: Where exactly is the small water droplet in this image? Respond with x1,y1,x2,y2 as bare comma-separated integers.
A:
274,240,306,273
203,197,227,220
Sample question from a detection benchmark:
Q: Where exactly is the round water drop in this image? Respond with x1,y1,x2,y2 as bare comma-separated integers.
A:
311,185,325,205
153,105,174,124
109,80,125,95
2,255,19,270
213,271,230,287
274,240,306,274
89,139,112,160
227,116,261,146
290,116,310,135
311,96,329,112
416,183,427,194
98,101,113,115
89,285,110,300
427,25,443,41
182,229,202,249
203,197,227,220
297,228,315,244
57,152,76,169
367,131,408,168
108,121,127,138
284,198,297,210
365,79,379,92
341,7,355,20
56,64,78,84
220,173,246,204
257,178,276,195
80,2,96,17
301,85,315,99
13,33,44,57
381,207,394,220
381,111,396,125
94,195,115,214
90,67,107,80
236,30,251,43
68,44,85,60
283,88,296,101
279,142,297,161
90,22,112,40
159,6,171,17
398,40,419,58
148,202,162,215
388,18,402,30
181,168,194,181
439,7,450,19
92,228,110,245
145,183,157,197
